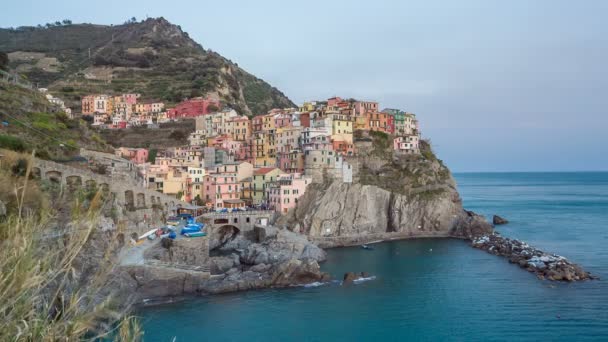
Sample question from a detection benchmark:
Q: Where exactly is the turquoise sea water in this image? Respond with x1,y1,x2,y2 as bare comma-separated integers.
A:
139,172,608,341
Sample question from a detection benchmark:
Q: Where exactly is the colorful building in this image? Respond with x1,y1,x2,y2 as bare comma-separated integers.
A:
266,173,312,214
251,167,282,205
167,97,220,119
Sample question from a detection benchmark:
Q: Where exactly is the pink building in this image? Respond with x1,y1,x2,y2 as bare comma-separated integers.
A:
203,172,242,209
266,173,312,214
327,97,343,108
274,114,293,128
116,147,149,164
393,135,420,154
354,101,379,116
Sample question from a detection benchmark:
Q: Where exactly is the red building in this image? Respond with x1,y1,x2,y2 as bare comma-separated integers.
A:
386,114,395,134
299,112,311,128
167,97,220,119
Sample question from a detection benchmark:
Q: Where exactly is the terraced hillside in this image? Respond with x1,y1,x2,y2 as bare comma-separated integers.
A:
0,82,110,159
0,17,294,116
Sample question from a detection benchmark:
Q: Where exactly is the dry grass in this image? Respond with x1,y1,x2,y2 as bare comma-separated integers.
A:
0,151,142,341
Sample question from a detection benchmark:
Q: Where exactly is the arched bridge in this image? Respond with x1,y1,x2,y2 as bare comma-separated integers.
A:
32,158,188,213
201,210,276,247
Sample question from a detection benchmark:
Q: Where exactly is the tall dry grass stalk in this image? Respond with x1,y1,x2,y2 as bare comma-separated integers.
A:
0,152,142,341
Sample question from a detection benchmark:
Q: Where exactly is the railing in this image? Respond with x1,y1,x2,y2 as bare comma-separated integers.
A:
201,209,274,219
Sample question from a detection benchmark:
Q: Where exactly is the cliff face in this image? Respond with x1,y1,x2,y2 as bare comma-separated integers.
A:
280,135,492,247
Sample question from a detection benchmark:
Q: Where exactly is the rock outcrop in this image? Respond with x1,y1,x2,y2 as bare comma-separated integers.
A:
117,225,330,302
493,215,509,225
281,180,493,247
279,138,494,247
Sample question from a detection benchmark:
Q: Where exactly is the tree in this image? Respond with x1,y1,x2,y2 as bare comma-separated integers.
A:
0,52,8,71
130,17,137,23
147,148,158,164
55,21,62,26
45,23,53,28
62,19,72,25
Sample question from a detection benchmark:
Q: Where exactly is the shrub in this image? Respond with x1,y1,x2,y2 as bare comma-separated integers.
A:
0,134,28,152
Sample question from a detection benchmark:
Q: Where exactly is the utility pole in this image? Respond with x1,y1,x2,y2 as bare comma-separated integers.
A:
88,47,91,59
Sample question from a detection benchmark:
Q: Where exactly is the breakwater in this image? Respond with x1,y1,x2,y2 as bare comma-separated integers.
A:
471,234,596,281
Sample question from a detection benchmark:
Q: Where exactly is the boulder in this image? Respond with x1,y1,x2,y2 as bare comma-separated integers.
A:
209,256,235,274
343,272,358,285
493,215,509,225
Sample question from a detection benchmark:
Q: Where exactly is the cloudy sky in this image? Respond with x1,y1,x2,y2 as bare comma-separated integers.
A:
3,0,607,171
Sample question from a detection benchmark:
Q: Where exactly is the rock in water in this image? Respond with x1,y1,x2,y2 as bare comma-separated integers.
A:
493,215,509,225
343,272,358,285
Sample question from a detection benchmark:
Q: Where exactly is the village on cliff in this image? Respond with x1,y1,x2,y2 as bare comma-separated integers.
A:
57,92,422,213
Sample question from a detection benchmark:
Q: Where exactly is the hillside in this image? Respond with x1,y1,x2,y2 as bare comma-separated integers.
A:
0,17,295,116
0,82,111,159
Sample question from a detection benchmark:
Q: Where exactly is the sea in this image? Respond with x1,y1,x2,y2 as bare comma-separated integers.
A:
138,172,608,341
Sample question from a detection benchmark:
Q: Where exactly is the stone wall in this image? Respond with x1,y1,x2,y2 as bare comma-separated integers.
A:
145,237,210,271
32,159,187,232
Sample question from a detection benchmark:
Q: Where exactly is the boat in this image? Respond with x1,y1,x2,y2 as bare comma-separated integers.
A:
138,228,159,241
184,231,206,238
180,226,202,235
361,244,374,250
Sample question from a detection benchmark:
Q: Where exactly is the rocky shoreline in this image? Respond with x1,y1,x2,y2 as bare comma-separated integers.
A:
471,234,596,281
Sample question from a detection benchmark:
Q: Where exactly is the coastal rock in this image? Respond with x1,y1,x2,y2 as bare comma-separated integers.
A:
281,179,493,247
240,229,326,266
343,272,358,285
451,210,494,239
471,234,595,282
271,259,327,286
209,256,235,274
343,272,372,285
493,215,509,225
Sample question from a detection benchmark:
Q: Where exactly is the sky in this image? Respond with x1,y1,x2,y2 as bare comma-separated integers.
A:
2,0,608,172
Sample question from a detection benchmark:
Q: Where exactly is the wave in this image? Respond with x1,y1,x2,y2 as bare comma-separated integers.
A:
353,276,377,284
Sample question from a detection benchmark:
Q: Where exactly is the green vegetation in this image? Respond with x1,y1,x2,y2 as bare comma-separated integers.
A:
0,51,8,71
355,135,453,196
148,148,158,163
0,18,295,115
0,134,28,152
0,83,111,159
0,150,142,340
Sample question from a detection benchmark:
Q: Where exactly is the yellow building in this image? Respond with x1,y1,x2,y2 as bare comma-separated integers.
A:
329,113,353,144
299,102,315,112
254,131,276,168
162,168,188,199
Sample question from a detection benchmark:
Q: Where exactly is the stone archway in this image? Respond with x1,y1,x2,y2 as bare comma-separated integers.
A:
85,179,97,192
124,190,135,211
45,170,62,183
136,193,146,208
31,167,41,179
65,175,82,190
212,224,241,250
99,183,110,199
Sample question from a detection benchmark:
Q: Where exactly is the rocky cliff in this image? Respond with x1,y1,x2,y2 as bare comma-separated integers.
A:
280,134,493,247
